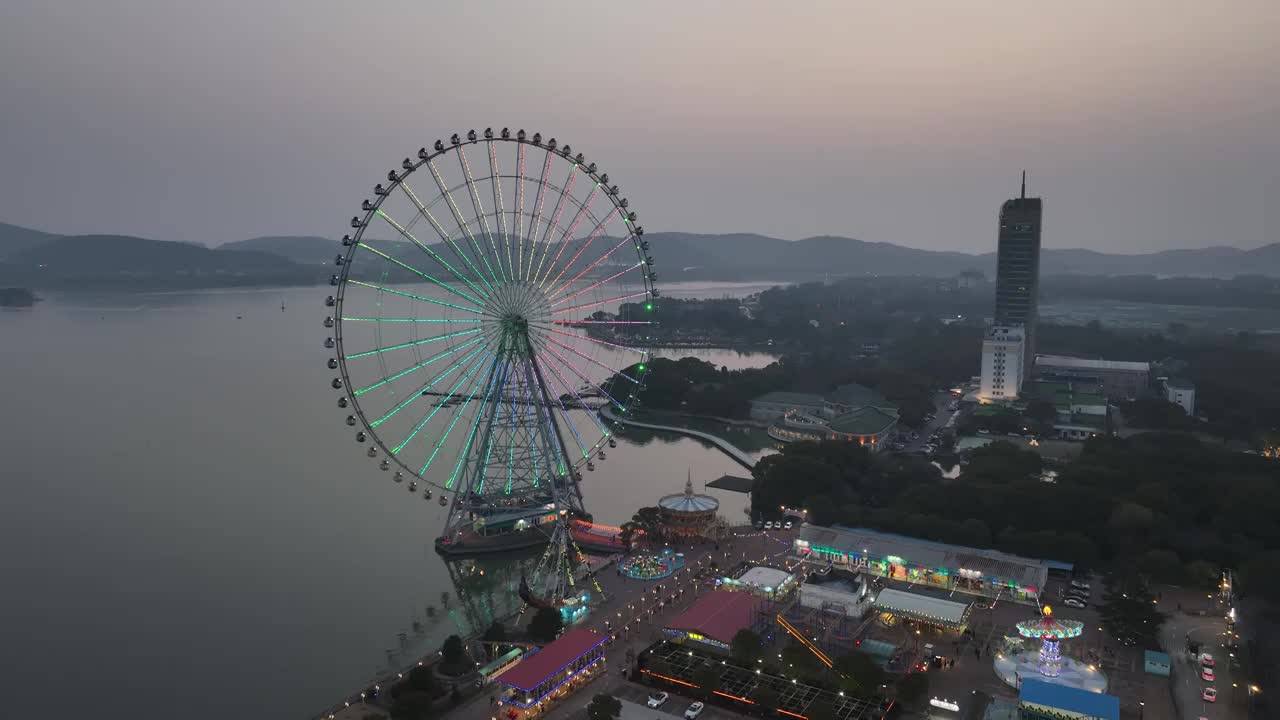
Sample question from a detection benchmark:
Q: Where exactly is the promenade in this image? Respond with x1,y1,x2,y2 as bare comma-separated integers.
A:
599,406,760,470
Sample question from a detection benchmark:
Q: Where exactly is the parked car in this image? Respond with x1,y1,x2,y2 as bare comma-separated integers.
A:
1200,653,1215,668
1065,589,1089,599
685,702,706,719
784,521,794,530
647,692,669,708
764,521,774,530
1202,667,1215,682
1202,687,1217,703
1063,598,1086,609
1070,579,1091,590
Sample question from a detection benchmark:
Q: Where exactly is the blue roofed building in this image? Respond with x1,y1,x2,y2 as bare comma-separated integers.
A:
1017,679,1119,720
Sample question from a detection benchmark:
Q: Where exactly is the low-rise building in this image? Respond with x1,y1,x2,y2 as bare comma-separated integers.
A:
793,525,1059,603
493,629,607,718
1035,355,1150,400
750,391,826,422
1163,377,1195,415
1017,678,1119,720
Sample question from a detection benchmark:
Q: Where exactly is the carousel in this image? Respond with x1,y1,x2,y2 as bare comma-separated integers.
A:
994,605,1107,693
658,473,720,539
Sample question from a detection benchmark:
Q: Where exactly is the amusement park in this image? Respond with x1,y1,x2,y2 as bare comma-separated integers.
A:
315,130,1133,720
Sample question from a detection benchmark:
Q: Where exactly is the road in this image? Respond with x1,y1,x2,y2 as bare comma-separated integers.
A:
1160,609,1247,720
899,391,959,454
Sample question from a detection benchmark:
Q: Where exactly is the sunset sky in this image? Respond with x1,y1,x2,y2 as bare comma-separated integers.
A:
2,0,1277,253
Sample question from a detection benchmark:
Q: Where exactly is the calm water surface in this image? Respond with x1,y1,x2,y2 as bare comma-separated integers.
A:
1,282,777,720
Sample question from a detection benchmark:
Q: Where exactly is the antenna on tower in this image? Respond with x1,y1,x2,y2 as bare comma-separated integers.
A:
1021,170,1026,200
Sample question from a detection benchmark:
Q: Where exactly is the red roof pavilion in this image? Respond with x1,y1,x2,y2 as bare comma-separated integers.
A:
496,629,607,692
664,590,758,646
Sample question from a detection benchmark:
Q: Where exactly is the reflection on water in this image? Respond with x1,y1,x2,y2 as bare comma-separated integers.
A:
1,282,773,720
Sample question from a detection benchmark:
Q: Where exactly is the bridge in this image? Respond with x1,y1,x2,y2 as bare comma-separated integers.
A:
598,407,760,470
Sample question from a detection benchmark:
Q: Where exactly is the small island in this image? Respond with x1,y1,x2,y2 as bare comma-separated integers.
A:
0,288,38,307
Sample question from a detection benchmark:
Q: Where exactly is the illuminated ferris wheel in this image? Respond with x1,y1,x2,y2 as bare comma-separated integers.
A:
323,128,655,566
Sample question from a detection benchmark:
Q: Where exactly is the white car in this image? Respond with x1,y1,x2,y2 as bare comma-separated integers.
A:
1202,687,1217,703
1070,579,1091,590
1063,598,1086,609
685,702,705,720
784,521,794,530
764,521,774,530
1202,667,1215,682
1200,653,1215,668
646,692,669,708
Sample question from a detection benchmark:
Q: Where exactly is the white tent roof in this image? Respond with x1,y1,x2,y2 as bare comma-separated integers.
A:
873,588,971,625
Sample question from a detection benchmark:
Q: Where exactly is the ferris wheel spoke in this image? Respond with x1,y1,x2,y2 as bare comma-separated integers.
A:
374,209,491,301
532,353,593,461
446,357,509,490
371,344,488,434
344,326,484,361
522,150,555,282
551,261,646,308
487,140,513,280
519,359,557,484
416,354,502,475
455,144,507,283
538,342,627,414
470,361,512,495
425,158,500,288
529,165,577,285
341,317,484,324
396,181,494,294
543,326,651,357
541,333,641,385
389,347,491,453
514,142,528,284
549,290,651,318
535,183,599,289
357,239,487,309
347,280,489,316
355,335,487,398
545,230,628,300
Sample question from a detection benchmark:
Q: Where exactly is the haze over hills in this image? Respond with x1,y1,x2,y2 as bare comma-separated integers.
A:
2,221,1279,291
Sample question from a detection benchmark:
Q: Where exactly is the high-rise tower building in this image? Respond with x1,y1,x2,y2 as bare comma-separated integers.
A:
994,172,1042,368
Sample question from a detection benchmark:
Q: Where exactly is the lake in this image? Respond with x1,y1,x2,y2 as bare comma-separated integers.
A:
0,282,779,720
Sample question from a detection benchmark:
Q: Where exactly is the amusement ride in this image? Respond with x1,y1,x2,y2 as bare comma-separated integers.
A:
324,128,656,617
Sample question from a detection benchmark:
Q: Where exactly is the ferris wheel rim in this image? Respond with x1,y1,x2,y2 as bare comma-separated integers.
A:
327,130,656,494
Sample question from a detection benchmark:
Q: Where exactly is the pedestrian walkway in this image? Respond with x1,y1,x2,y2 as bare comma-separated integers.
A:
600,407,759,470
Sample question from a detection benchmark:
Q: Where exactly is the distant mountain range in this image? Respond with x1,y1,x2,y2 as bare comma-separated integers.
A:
2,221,1278,291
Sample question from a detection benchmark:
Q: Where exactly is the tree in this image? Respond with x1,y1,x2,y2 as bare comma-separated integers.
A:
528,607,564,643
404,665,437,695
731,629,764,665
691,665,721,699
482,621,507,658
1098,582,1167,648
1184,560,1219,591
389,691,435,720
587,694,622,720
1025,398,1059,425
1138,549,1183,584
441,635,466,666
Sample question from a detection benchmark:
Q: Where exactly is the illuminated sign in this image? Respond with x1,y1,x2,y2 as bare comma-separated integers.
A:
929,698,960,712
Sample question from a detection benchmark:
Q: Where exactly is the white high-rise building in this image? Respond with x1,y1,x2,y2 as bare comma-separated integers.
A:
979,325,1025,401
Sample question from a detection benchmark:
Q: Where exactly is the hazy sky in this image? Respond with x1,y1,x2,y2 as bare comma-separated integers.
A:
2,1,1277,253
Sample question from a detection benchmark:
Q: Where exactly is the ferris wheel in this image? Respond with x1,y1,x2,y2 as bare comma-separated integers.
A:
324,128,655,570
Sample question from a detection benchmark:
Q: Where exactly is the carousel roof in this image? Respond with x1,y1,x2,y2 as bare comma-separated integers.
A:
659,475,719,513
